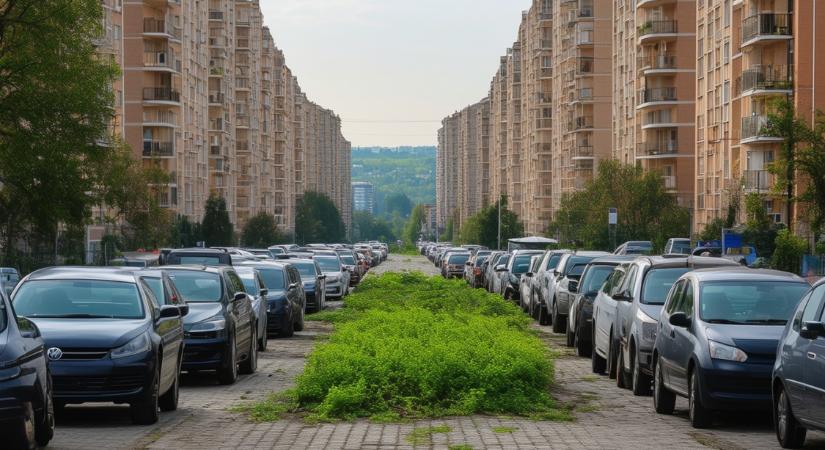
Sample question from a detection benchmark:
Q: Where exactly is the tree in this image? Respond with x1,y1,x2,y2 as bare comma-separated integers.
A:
548,161,690,251
242,212,282,248
384,193,413,218
295,192,346,244
763,98,808,232
0,0,119,263
456,196,524,249
402,205,426,244
201,195,234,246
443,219,455,242
170,215,202,248
353,211,396,242
698,218,725,242
772,229,807,274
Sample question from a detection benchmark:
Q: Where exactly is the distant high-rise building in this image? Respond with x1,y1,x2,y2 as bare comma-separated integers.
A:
352,181,375,214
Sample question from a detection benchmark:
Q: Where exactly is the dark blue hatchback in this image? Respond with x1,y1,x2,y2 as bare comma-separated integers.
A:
12,267,185,425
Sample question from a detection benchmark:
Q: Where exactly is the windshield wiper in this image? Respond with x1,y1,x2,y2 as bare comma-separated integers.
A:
705,319,745,324
743,319,787,325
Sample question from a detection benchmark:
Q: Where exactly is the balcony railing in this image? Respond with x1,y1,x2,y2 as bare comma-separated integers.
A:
637,141,678,156
662,176,677,190
577,87,593,101
573,116,593,130
743,170,776,191
639,87,677,103
741,115,779,140
572,145,594,158
577,30,593,45
144,51,181,72
742,13,792,45
142,141,174,157
536,118,552,129
143,110,177,126
637,54,676,71
208,91,225,104
208,10,223,20
143,87,180,103
577,57,594,74
638,20,677,37
740,64,792,93
143,18,181,39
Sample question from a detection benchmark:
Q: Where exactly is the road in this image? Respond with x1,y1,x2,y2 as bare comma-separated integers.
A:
49,254,825,449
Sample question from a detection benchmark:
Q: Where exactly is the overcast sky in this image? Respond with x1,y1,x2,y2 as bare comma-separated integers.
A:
260,0,531,148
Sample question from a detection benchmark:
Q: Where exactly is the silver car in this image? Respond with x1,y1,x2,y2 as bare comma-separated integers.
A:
546,252,610,333
519,255,544,312
314,254,350,300
534,250,572,324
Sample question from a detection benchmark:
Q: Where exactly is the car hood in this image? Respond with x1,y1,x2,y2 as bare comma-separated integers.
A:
704,324,785,349
31,319,148,349
183,303,224,326
302,281,317,292
267,290,287,302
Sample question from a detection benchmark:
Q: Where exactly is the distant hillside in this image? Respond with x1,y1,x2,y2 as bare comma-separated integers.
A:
351,146,436,214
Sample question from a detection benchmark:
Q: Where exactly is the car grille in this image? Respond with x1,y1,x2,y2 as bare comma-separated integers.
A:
53,375,145,393
54,348,109,360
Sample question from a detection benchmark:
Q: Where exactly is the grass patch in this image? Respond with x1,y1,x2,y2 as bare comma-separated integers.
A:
230,391,298,422
406,425,452,445
449,445,474,450
268,272,568,422
579,375,600,382
492,426,518,433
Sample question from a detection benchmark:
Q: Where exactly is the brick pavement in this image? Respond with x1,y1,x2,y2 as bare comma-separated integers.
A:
48,255,825,449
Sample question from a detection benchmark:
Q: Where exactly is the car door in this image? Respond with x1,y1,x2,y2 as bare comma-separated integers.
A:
659,280,686,388
801,286,825,425
287,268,301,317
615,264,639,346
594,267,625,357
781,289,817,418
226,271,253,351
669,279,695,395
140,280,180,391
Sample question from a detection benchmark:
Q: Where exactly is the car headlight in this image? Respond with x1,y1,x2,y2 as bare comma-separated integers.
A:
636,309,658,342
0,365,22,382
190,315,226,333
328,275,340,283
708,340,748,362
110,333,151,359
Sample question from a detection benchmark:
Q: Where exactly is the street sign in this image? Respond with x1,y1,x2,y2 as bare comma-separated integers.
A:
608,208,618,225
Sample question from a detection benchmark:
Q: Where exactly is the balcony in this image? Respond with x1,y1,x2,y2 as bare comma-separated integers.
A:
143,110,177,127
572,145,594,159
636,141,679,158
575,87,593,102
577,57,594,74
638,87,678,106
209,118,225,131
638,20,678,42
741,13,792,47
143,18,181,40
208,91,225,104
743,170,776,192
142,141,174,157
576,29,593,46
573,116,593,130
662,176,677,191
536,118,552,130
537,93,552,104
740,65,793,96
143,87,180,103
642,110,677,128
208,10,223,21
637,54,677,73
741,115,782,143
143,51,181,72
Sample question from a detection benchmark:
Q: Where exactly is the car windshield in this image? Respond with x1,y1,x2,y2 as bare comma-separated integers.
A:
512,255,534,274
700,281,809,325
339,254,356,265
256,267,286,290
641,268,692,305
670,241,692,254
13,280,145,319
581,266,615,295
166,271,222,303
294,263,318,280
179,256,224,265
141,276,165,303
498,255,511,267
448,254,470,265
236,271,260,296
567,264,587,277
545,255,562,270
565,256,595,275
315,256,341,272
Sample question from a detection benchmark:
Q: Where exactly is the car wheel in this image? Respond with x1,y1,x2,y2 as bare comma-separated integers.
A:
130,366,160,425
653,357,675,415
538,301,550,326
217,334,238,385
239,326,258,375
10,401,37,450
574,318,591,357
551,301,565,334
258,317,268,352
689,370,713,428
607,336,619,379
294,305,305,332
565,321,575,347
616,344,629,389
775,385,807,449
159,363,180,412
35,384,54,448
631,348,652,396
591,328,607,374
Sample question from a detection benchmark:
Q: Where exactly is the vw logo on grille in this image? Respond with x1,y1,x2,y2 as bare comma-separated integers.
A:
47,347,63,361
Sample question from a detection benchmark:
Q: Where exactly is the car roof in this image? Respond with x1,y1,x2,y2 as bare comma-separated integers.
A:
687,267,805,283
287,258,316,265
157,265,227,274
168,247,227,254
240,260,288,269
635,255,742,269
569,251,612,257
25,266,140,283
587,255,638,265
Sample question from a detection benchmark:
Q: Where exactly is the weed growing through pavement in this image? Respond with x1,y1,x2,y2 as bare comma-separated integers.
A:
492,426,518,433
405,425,452,445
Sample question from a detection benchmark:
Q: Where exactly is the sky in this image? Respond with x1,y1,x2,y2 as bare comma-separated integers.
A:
260,0,532,148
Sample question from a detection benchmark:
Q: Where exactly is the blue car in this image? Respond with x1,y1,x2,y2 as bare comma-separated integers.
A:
12,267,185,425
773,278,825,448
241,262,306,338
0,289,53,448
653,268,809,429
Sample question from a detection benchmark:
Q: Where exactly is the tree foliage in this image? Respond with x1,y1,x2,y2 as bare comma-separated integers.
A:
353,212,396,243
402,205,426,244
772,229,807,274
456,196,524,250
548,161,690,251
384,193,413,218
201,195,234,246
295,191,346,244
242,212,283,248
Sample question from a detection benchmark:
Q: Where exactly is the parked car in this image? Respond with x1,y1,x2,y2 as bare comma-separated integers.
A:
442,252,471,278
614,241,654,256
609,256,740,395
241,262,305,338
336,250,362,286
314,254,350,300
546,251,610,333
772,278,825,448
243,249,275,260
464,253,488,287
652,269,808,428
234,266,271,351
664,238,692,255
290,259,326,312
519,255,544,312
534,250,572,324
137,270,190,318
497,250,545,301
488,253,511,294
162,266,257,385
165,248,232,266
0,289,53,448
12,267,185,424
479,251,503,290
567,256,636,357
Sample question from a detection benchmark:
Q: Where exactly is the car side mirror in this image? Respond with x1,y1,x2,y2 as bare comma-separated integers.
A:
495,264,507,272
233,292,247,302
612,291,632,302
318,275,327,280
17,317,40,339
569,280,579,293
177,304,190,317
159,304,181,319
259,288,268,297
525,272,534,277
669,312,691,328
801,321,825,340
465,261,472,266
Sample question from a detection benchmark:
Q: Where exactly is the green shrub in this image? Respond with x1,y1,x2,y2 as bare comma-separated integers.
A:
772,229,808,274
288,272,566,421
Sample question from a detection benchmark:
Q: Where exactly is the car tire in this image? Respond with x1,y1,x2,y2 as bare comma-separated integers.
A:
10,401,37,450
159,364,180,412
538,301,550,326
551,301,565,334
35,386,54,448
616,344,630,389
631,349,652,396
689,371,713,429
653,357,675,415
130,367,160,425
239,326,258,375
565,322,575,347
258,317,268,352
281,313,295,338
775,385,807,449
575,320,591,357
607,336,618,379
294,305,305,332
591,329,607,374
217,334,238,385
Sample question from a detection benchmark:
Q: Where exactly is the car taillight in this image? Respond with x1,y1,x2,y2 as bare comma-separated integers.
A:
474,268,481,275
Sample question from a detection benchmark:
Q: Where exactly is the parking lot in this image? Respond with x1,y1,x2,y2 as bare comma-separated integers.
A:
47,255,825,449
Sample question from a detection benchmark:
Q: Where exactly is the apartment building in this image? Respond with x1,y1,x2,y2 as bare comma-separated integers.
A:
352,181,376,214
436,112,460,229
99,0,351,237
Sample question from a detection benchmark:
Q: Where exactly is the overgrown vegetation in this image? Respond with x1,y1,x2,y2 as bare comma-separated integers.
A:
295,191,346,245
456,196,524,249
242,272,568,423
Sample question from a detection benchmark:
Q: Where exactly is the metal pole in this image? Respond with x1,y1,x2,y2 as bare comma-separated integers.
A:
497,196,501,250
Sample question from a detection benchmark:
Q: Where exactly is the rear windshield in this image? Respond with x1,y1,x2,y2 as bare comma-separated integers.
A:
641,268,692,305
294,263,318,280
166,271,222,303
13,280,144,319
316,256,341,272
257,268,286,290
179,256,224,265
340,255,356,265
670,241,692,254
449,254,470,265
236,270,260,296
699,281,809,325
512,255,534,274
580,265,615,295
